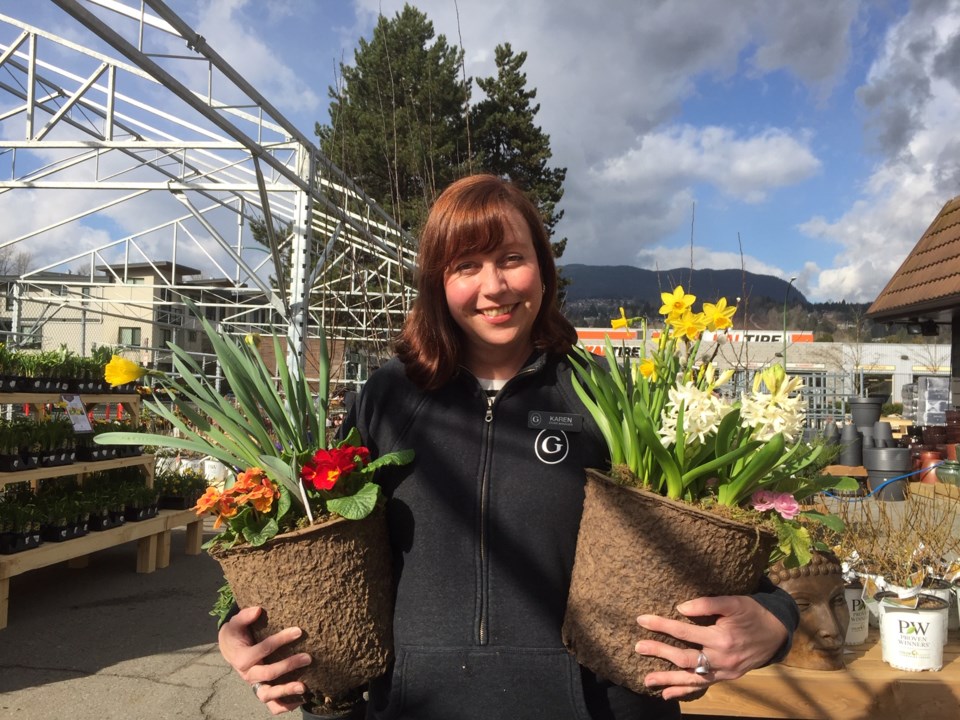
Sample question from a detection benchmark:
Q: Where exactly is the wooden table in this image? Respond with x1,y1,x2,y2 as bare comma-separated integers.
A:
684,630,960,719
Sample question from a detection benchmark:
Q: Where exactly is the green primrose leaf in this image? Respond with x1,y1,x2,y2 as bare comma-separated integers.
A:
326,481,380,520
241,517,280,547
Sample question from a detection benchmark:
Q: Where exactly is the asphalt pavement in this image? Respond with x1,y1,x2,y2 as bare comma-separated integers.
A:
0,524,272,720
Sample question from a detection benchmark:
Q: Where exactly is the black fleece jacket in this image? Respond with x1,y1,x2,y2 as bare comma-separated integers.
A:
343,351,798,720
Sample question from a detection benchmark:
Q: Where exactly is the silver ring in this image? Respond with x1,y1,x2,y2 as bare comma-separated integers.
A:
252,682,263,699
693,651,711,675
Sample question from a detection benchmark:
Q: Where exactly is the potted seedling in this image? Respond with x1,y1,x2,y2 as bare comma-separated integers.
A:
0,499,42,554
0,344,24,392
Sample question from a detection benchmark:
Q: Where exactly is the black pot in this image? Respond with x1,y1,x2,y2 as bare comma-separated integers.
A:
849,396,884,428
0,531,41,554
159,496,192,510
0,454,24,472
862,447,910,472
0,375,22,392
838,424,862,466
866,469,907,501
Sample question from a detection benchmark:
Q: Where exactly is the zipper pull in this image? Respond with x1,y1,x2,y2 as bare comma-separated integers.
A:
485,395,494,423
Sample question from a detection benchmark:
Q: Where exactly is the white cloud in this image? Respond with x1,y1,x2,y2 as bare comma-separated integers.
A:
799,0,960,302
589,125,820,204
160,0,322,115
348,0,853,275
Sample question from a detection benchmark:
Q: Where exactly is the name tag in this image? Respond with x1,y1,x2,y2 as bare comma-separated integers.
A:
528,411,582,432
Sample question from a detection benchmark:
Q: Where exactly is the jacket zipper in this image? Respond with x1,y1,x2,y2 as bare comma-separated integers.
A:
474,361,541,646
478,394,493,645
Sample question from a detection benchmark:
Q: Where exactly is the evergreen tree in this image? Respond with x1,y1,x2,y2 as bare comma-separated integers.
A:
471,44,568,260
316,4,469,233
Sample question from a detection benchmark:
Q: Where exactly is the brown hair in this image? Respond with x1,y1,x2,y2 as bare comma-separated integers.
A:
395,174,576,390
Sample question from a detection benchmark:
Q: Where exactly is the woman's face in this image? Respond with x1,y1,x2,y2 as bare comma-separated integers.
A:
442,207,543,378
781,572,850,671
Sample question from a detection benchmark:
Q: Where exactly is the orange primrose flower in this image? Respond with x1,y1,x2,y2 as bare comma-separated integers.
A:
195,487,222,516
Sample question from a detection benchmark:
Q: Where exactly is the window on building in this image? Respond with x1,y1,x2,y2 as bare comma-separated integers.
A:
188,330,197,343
21,325,42,349
160,328,173,346
4,285,14,312
118,327,142,346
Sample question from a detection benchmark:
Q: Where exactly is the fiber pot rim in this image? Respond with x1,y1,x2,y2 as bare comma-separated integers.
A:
208,511,354,560
584,468,776,541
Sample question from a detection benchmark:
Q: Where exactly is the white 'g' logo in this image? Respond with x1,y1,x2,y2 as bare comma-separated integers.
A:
534,429,569,465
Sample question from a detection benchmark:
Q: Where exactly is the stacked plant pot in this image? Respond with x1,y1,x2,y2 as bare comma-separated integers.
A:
862,444,910,501
848,395,884,429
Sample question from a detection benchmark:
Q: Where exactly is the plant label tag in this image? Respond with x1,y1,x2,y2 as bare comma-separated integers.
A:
528,411,582,433
863,575,882,617
61,394,94,433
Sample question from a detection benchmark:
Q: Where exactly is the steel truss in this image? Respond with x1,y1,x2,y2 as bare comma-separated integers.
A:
0,0,416,367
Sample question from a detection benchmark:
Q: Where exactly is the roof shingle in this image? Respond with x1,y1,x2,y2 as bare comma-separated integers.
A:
867,195,960,321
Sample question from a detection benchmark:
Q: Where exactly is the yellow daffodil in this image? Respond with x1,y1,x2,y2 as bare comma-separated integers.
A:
753,363,788,395
702,297,737,331
659,285,696,317
244,333,262,349
638,358,657,381
668,310,707,341
104,355,148,387
611,307,629,329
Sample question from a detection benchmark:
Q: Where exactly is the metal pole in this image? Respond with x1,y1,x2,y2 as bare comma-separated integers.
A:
782,276,797,367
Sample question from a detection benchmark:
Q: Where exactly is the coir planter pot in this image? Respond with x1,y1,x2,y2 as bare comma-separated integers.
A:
562,470,776,695
210,505,393,712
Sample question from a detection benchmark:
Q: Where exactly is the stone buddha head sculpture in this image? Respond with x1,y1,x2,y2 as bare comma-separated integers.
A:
768,551,849,670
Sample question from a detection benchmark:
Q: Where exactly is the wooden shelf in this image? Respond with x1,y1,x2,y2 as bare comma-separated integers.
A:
0,454,155,488
0,392,139,406
0,508,203,629
0,390,197,631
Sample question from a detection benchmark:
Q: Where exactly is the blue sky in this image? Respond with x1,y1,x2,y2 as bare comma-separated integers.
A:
4,0,960,303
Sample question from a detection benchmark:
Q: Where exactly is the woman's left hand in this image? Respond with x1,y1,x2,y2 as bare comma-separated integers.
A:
634,595,788,700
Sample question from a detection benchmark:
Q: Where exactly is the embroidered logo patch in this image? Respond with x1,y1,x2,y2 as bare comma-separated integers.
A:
534,429,569,465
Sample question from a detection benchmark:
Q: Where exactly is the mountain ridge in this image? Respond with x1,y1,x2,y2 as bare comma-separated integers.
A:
559,264,809,305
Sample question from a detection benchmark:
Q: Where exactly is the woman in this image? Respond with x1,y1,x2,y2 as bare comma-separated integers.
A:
219,174,798,719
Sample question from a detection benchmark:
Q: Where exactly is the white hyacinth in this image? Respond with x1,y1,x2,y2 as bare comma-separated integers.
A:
740,373,805,442
658,381,733,446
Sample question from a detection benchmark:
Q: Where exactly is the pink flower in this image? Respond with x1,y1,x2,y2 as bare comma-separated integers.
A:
751,490,800,520
751,490,776,512
772,493,800,520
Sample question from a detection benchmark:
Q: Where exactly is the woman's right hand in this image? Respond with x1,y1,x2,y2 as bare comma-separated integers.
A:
218,606,313,715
